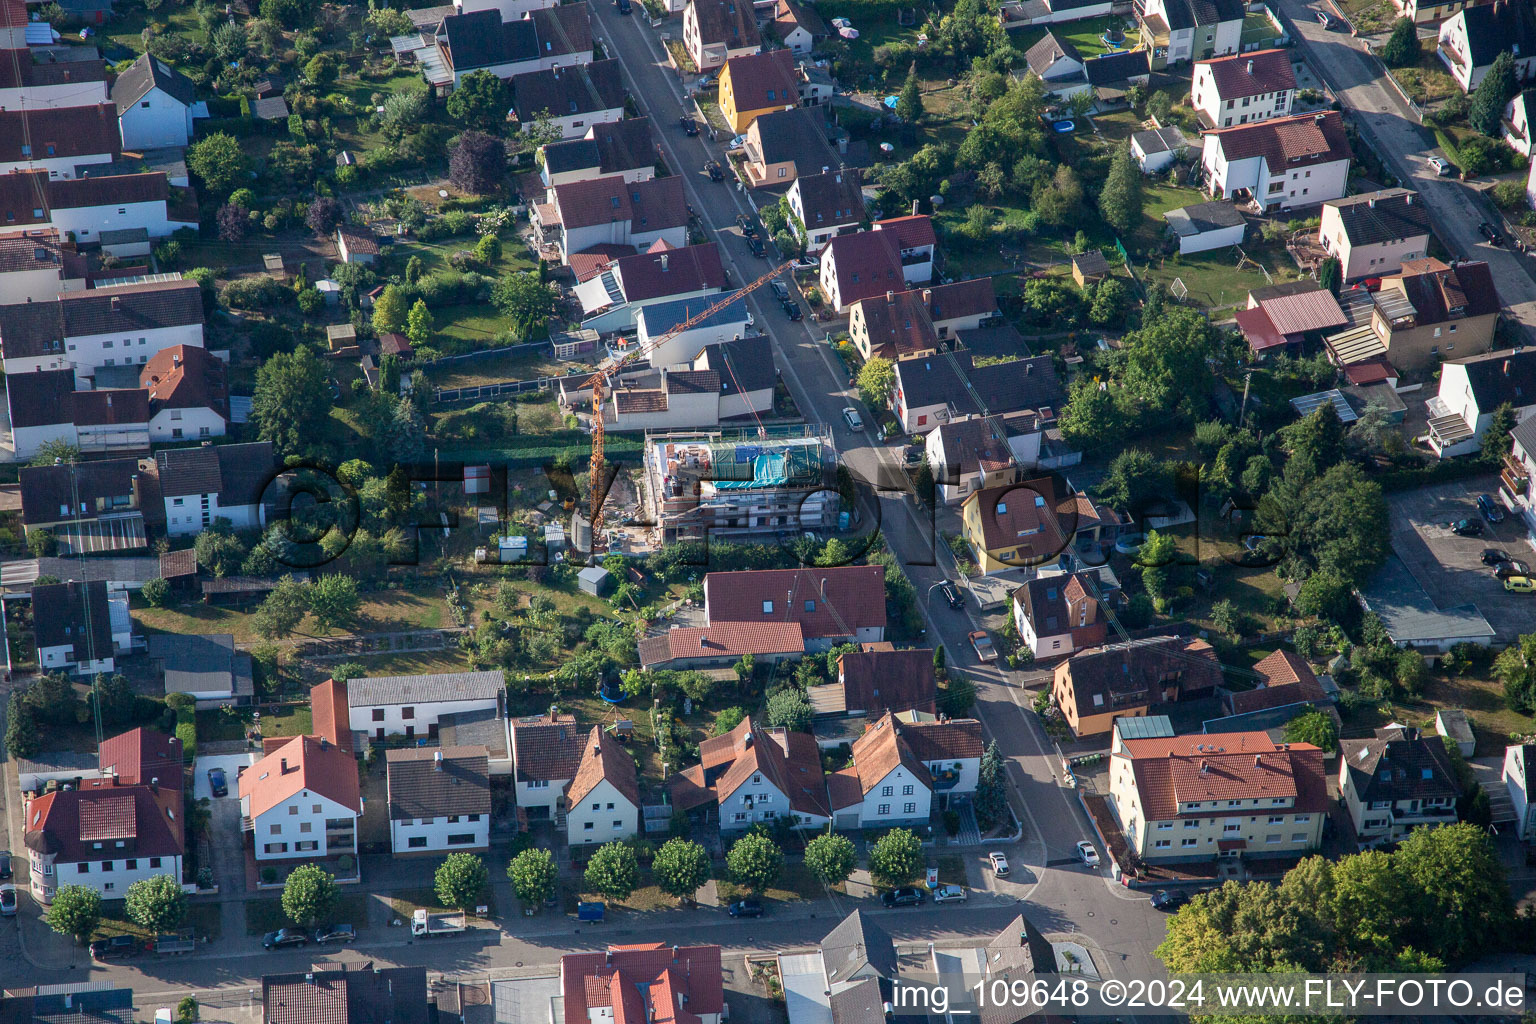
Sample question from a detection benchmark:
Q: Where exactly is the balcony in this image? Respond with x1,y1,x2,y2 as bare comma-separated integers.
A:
933,769,961,791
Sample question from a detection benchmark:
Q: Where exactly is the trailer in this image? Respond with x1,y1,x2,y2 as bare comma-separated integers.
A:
155,930,196,954
577,901,606,922
411,909,467,937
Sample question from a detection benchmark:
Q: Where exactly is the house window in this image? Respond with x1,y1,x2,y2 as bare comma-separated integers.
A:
902,785,913,796
583,822,594,831
882,786,893,797
1223,824,1241,832
1268,816,1284,824
1181,838,1198,847
103,882,115,892
264,843,288,854
408,836,428,849
300,822,312,833
295,841,319,852
1157,822,1173,830
289,805,298,815
1294,815,1310,823
612,820,623,828
150,858,161,868
1154,839,1171,849
591,803,600,811
1265,834,1282,844
270,824,281,835
372,709,385,722
447,834,476,845
468,814,481,822
78,864,89,874
402,707,415,719
1291,832,1308,842
903,802,916,814
877,804,890,815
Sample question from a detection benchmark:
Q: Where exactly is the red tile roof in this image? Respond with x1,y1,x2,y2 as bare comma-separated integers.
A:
140,345,229,419
561,944,724,1024
554,174,688,232
835,647,936,715
849,713,930,795
855,289,937,359
1342,357,1395,385
704,565,886,638
0,104,122,164
963,480,1070,556
25,777,184,863
1199,48,1296,99
1118,731,1327,820
874,214,936,251
1206,111,1350,173
98,727,182,786
566,725,640,808
824,230,903,307
1224,650,1326,715
310,678,353,753
568,243,637,282
900,718,984,762
637,621,805,668
1235,306,1286,352
615,242,726,301
237,734,361,818
511,714,586,783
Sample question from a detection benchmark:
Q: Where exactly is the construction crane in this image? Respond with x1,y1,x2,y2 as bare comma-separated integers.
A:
583,258,797,545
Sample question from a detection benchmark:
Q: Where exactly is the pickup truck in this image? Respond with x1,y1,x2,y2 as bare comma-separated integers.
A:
969,630,998,662
156,930,196,955
411,909,467,937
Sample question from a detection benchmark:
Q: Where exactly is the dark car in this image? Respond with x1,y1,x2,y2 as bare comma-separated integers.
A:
263,928,309,950
770,280,790,302
1150,889,1189,910
1496,560,1532,580
314,924,357,944
782,300,802,321
1479,222,1505,246
616,0,632,13
736,214,758,238
1483,548,1511,566
880,887,925,908
747,236,766,258
728,899,763,918
678,116,700,136
0,851,11,880
1478,494,1506,522
705,161,724,182
939,582,963,609
1452,517,1485,536
207,767,228,798
90,935,141,961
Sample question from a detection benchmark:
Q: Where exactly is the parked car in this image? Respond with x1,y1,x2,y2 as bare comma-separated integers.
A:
263,929,309,950
1076,840,1100,867
0,851,12,881
0,884,15,917
932,884,967,903
770,280,790,301
705,161,724,181
1495,560,1532,580
988,851,1010,876
1506,576,1536,593
1452,517,1485,536
207,767,228,798
969,630,998,662
1479,222,1505,246
1478,494,1506,522
727,134,747,151
1150,889,1189,910
728,899,763,917
880,887,925,907
615,0,631,14
90,935,140,960
1428,155,1454,176
940,582,963,609
843,407,863,431
314,924,357,944
782,300,802,321
678,116,700,136
1483,548,1511,566
792,255,820,270
746,236,766,258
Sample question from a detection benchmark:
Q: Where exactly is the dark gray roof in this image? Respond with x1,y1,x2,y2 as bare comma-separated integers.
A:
1024,29,1082,77
444,4,590,70
827,978,884,1024
437,707,510,759
511,59,624,123
1340,725,1459,804
154,441,275,504
147,633,253,698
1165,200,1246,235
386,746,492,820
1509,414,1536,457
1455,347,1536,413
0,281,202,359
591,117,656,173
699,336,775,394
820,910,898,984
1133,125,1189,155
32,580,113,661
1083,47,1148,86
793,168,863,228
1460,0,1536,67
263,967,430,1024
894,352,1064,419
1325,189,1430,248
1358,553,1495,645
542,137,599,174
752,107,839,170
110,53,196,113
19,459,142,527
347,671,505,707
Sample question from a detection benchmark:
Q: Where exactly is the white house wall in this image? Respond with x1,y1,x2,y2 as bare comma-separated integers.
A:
390,813,490,854
565,777,638,844
117,90,192,151
348,695,501,738
248,790,358,860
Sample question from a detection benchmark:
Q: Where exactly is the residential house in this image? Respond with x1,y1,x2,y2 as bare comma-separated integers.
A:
960,479,1072,573
509,713,585,818
719,50,798,133
310,677,353,753
5,369,148,459
891,352,1064,435
510,60,625,139
1201,111,1351,213
1023,30,1089,98
1338,724,1460,843
0,228,73,304
929,915,1057,1024
346,670,506,742
239,734,362,861
427,5,591,91
386,746,492,854
895,715,984,808
600,367,728,430
818,229,903,313
1504,415,1536,540
1433,347,1536,459
155,440,275,536
1238,280,1347,358
827,714,931,829
924,414,1048,505
1109,730,1327,864
263,967,429,1024
636,290,751,367
538,117,658,189
335,226,379,265
808,644,937,719
0,45,111,111
771,0,826,53
1164,199,1246,253
33,580,124,674
1371,258,1501,379
1216,649,1326,718
0,171,199,242
565,725,640,844
702,564,886,649
683,0,760,71
668,716,831,830
0,279,205,384
140,344,230,442
638,621,807,669
849,288,938,362
1318,189,1431,282
797,61,835,106
17,458,152,553
1437,0,1536,92
998,0,1113,29
786,168,864,252
777,912,896,1024
1503,742,1536,842
1131,125,1191,174
873,214,937,285
1191,49,1296,129
1052,635,1223,737
111,54,196,151
1013,570,1109,660
1083,48,1151,107
146,632,253,707
0,104,121,178
559,944,723,1024
1137,0,1245,68
1506,89,1536,156
925,279,999,340
1396,0,1481,24
540,173,689,263
696,335,775,418
574,241,725,326
741,105,839,188
453,0,562,22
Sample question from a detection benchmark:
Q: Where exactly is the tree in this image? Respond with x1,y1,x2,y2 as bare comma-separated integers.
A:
4,692,38,760
449,130,508,194
1318,255,1341,295
251,346,331,456
216,202,248,242
1032,165,1082,228
1294,568,1352,624
308,574,360,633
446,71,510,132
259,0,313,28
303,52,336,86
187,133,247,195
1121,306,1220,418
1089,278,1132,328
1255,462,1389,587
974,740,1006,827
583,842,639,901
508,847,558,906
125,873,187,933
1097,449,1170,513
1393,822,1511,962
1282,709,1337,752
282,865,340,927
406,299,433,347
1138,530,1179,607
305,196,343,235
176,997,200,1024
856,356,895,409
141,577,171,608
195,523,247,578
253,575,310,639
1098,150,1144,235
491,272,558,339
1480,402,1517,464
211,19,248,61
380,89,430,137
31,438,81,467
1059,376,1124,448
896,69,924,123
1469,50,1517,136
372,283,409,334
435,852,489,910
869,828,922,886
726,833,783,893
766,687,813,732
1381,17,1419,67
1281,404,1347,482
473,233,502,266
1496,633,1536,714
803,833,857,887
938,673,975,717
44,885,101,944
651,838,711,901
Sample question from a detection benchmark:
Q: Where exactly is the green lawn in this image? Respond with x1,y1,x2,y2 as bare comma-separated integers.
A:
195,709,246,743
93,903,223,944
246,893,372,935
261,705,314,739
388,885,497,920
715,862,831,904
425,349,574,389
1394,49,1460,106
1012,16,1138,59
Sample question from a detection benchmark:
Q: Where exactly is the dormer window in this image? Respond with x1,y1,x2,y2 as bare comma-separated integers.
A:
762,600,773,613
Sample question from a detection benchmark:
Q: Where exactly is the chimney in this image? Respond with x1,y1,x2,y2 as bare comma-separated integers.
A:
434,750,444,771
1025,362,1034,375
306,973,315,985
1246,59,1253,74
911,199,919,216
593,743,602,756
672,945,680,962
150,776,158,793
660,253,669,271
1505,359,1512,376
1367,197,1375,208
885,290,894,302
606,951,613,966
1405,193,1413,204
1200,760,1209,773
922,288,931,305
110,296,121,311
1254,755,1261,767
280,758,288,773
822,165,830,175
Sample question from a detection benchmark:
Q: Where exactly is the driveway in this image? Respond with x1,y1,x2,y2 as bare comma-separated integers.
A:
192,753,255,802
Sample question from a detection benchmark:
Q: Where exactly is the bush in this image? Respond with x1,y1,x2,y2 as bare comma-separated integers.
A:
221,275,286,310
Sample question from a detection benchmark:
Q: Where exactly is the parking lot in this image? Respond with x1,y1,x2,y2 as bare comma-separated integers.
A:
1387,475,1536,642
